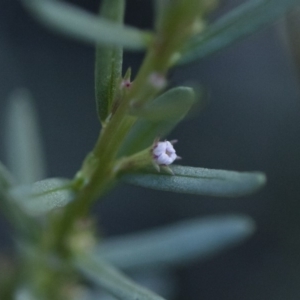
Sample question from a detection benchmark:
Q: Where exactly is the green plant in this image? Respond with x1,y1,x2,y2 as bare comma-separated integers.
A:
1,0,298,299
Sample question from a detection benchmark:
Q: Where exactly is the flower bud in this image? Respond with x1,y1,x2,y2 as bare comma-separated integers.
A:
152,140,178,165
114,139,180,175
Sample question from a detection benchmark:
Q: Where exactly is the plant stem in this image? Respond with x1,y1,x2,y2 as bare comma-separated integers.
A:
50,2,200,256
51,44,164,255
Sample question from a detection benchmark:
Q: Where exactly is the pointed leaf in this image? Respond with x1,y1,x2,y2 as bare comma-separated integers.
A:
179,0,300,64
122,165,266,197
9,178,75,216
5,89,46,184
119,87,195,156
74,256,166,300
131,86,196,121
95,0,124,123
96,215,255,270
21,0,152,49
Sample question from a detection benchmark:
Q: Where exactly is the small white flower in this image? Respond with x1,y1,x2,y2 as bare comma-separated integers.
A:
152,140,178,165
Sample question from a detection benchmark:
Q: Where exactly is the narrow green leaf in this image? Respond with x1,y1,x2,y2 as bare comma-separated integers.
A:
21,0,152,49
131,86,196,121
5,89,46,184
96,215,255,270
74,256,166,300
179,0,300,64
122,165,266,197
9,178,74,216
119,87,195,156
95,0,124,123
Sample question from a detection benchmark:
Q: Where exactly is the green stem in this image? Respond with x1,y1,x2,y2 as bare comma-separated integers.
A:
50,7,199,255
51,50,162,255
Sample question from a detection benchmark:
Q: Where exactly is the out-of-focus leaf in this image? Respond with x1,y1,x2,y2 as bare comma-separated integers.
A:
93,269,176,300
95,215,255,270
0,162,39,238
95,0,124,123
0,161,16,216
74,256,166,300
15,288,38,300
86,291,116,300
0,161,15,192
179,0,300,64
130,270,177,300
119,87,195,156
122,165,266,197
9,178,75,216
5,89,46,184
21,0,152,49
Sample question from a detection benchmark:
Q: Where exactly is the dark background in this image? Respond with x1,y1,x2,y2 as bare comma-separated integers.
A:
1,0,300,299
